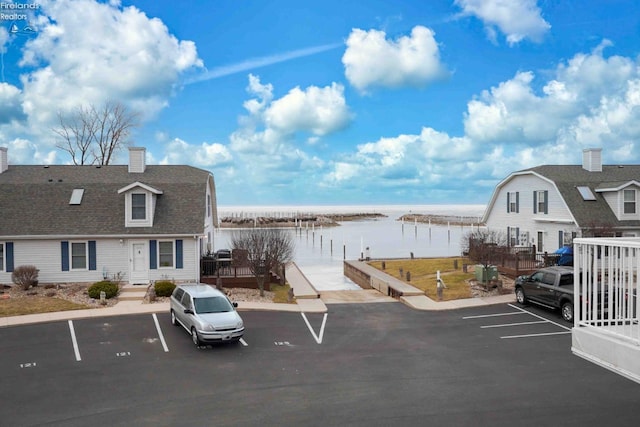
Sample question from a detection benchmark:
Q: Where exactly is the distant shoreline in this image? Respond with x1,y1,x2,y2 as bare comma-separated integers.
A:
219,212,386,228
398,214,484,226
219,211,484,228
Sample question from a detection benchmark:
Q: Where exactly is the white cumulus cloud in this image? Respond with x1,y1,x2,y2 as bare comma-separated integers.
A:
464,42,640,172
455,0,550,45
160,138,233,167
19,0,202,126
0,83,24,124
265,83,352,136
342,26,448,92
232,74,352,153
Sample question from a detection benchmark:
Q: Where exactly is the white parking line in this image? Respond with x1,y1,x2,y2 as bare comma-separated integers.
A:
507,304,571,331
68,320,81,362
481,320,548,328
501,331,572,339
239,338,248,346
152,314,169,352
301,312,327,344
462,312,528,319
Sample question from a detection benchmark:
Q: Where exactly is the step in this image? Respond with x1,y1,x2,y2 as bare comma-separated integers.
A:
119,285,148,301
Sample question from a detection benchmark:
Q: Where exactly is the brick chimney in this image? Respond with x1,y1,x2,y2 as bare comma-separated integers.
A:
582,148,602,172
0,147,7,174
128,147,146,173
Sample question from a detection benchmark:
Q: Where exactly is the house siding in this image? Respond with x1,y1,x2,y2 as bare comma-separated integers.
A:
0,238,200,286
147,237,199,283
485,174,579,251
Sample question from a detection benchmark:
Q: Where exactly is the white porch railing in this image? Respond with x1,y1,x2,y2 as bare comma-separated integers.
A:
574,237,640,345
572,237,640,384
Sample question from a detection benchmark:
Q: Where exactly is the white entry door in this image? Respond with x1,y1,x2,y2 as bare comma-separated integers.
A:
129,241,149,284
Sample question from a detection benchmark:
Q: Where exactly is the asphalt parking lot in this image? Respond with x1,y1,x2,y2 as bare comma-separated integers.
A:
1,302,638,426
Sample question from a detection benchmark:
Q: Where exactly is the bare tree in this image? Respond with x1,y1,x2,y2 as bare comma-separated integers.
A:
230,228,295,296
462,228,507,281
53,100,140,165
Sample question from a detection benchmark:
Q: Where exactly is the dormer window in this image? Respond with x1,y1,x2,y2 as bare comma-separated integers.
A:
624,189,636,214
131,193,146,220
118,182,163,228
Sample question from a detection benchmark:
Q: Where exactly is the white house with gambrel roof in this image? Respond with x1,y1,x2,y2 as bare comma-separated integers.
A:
0,147,218,286
482,148,640,254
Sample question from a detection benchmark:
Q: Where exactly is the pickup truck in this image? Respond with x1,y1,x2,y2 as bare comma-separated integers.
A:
514,266,592,322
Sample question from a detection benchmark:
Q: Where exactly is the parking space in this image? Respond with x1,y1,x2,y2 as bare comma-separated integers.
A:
0,309,331,373
0,322,79,371
463,303,571,340
70,315,170,364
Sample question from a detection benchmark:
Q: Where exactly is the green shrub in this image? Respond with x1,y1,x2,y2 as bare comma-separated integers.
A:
87,281,119,299
11,265,39,290
154,280,176,297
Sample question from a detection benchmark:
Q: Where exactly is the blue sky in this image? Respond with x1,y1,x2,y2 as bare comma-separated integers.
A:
1,1,640,207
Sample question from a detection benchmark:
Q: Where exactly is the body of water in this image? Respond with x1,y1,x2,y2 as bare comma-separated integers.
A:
214,205,486,291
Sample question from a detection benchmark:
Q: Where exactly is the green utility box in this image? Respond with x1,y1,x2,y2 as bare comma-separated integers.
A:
475,265,499,283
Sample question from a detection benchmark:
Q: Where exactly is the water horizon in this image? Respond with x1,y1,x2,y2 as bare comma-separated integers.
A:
218,203,487,218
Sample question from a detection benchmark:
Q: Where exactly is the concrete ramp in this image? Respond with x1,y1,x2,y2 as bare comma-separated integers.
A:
285,262,320,299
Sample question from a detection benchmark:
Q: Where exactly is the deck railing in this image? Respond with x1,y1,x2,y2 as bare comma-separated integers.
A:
574,238,640,346
200,258,253,277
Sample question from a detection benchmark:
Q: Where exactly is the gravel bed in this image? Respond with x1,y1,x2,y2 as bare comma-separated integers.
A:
1,283,275,308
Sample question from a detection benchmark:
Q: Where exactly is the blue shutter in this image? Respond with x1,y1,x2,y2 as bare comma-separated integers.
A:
176,239,183,269
533,191,537,214
515,192,520,213
61,241,69,271
506,193,510,212
150,240,157,270
88,241,97,271
544,191,549,214
6,242,14,273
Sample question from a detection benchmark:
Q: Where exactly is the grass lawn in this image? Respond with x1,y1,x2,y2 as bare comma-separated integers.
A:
0,296,90,317
271,283,295,304
368,257,476,301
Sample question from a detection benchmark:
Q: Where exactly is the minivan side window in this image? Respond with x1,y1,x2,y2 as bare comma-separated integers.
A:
173,288,184,302
182,293,192,310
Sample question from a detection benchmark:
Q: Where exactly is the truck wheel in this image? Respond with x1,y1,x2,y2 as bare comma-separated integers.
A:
515,287,527,305
561,301,574,322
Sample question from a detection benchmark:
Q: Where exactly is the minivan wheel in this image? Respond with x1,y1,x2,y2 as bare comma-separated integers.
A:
170,310,178,326
191,328,201,346
515,287,527,305
561,301,574,322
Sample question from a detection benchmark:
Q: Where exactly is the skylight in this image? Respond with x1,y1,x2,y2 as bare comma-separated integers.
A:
577,186,596,201
69,189,85,205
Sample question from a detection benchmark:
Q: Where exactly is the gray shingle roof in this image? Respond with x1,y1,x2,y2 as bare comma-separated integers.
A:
0,165,213,237
525,164,640,228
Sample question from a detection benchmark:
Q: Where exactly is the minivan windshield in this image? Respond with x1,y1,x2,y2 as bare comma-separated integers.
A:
194,296,233,314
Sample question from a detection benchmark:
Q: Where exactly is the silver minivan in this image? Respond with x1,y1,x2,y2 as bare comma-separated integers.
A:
170,283,244,346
